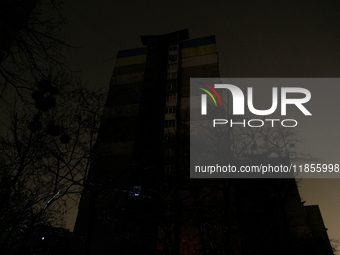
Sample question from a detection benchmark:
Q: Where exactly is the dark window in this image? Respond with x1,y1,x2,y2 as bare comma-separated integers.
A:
164,148,174,158
164,133,175,142
165,120,175,128
165,165,174,174
165,106,176,114
167,73,177,80
169,46,177,51
167,83,176,90
168,63,177,69
169,55,177,61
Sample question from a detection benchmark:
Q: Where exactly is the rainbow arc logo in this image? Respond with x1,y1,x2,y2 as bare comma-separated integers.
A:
196,82,222,106
197,82,222,115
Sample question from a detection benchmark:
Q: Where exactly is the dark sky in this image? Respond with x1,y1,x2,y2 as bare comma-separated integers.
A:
60,0,340,249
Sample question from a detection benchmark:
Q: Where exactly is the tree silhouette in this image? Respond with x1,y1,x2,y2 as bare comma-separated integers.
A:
0,0,70,101
0,76,105,254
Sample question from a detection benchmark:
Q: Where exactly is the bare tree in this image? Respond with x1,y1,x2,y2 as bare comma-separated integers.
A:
0,75,105,254
0,0,71,101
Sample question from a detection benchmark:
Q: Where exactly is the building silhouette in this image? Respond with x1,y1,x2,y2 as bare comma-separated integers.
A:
74,29,333,255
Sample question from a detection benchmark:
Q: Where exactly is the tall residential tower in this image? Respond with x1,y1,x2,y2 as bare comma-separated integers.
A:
74,29,220,254
74,29,333,255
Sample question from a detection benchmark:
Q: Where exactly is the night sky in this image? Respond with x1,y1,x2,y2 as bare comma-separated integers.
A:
59,0,340,250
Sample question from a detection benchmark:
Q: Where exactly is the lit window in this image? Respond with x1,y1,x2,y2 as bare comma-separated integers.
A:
165,120,175,128
165,106,176,114
166,94,176,102
129,186,141,196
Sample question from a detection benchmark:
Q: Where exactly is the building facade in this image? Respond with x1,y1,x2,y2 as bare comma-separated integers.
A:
74,29,333,255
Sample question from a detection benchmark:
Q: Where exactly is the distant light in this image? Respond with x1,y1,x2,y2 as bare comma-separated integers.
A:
42,237,44,240
129,186,142,196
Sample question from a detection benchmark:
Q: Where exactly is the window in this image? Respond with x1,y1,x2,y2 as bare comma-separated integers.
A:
168,63,177,70
167,73,177,80
129,186,141,196
164,149,169,158
165,120,175,128
169,54,177,61
166,94,176,102
169,46,177,51
164,133,175,141
165,106,176,114
167,82,176,90
164,148,174,158
165,165,174,175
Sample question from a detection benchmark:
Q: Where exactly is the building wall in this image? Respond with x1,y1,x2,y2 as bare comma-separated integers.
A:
74,30,333,255
74,30,222,255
